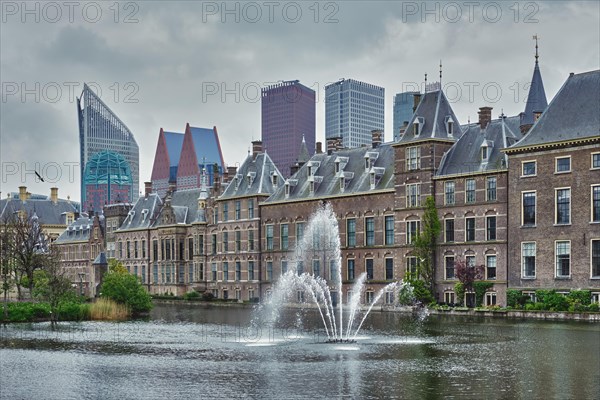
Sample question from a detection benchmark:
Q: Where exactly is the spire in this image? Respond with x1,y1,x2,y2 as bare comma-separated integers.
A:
520,35,548,130
439,60,442,85
297,134,310,165
424,73,428,93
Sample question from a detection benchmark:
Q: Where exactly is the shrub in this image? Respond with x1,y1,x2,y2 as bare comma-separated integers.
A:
506,289,521,308
472,282,493,307
454,282,465,306
100,263,153,314
56,301,89,321
567,290,591,305
183,291,200,301
588,303,599,312
202,292,215,302
1,302,51,322
408,279,434,304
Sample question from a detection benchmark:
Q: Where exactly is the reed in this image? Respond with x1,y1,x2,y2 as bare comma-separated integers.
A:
89,298,130,321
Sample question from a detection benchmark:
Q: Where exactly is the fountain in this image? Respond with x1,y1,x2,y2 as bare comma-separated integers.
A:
258,203,414,342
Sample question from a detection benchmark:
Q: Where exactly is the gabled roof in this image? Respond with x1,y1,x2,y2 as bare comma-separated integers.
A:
55,215,98,243
220,153,284,199
521,61,548,127
266,144,395,203
189,126,225,169
164,131,184,167
438,116,522,176
119,193,162,231
156,188,202,225
397,90,462,143
0,195,79,226
507,70,600,151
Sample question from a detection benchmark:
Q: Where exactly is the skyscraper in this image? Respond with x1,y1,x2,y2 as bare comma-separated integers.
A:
325,79,385,148
393,91,419,141
77,84,139,211
261,80,315,177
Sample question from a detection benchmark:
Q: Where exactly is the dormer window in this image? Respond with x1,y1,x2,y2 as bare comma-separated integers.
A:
234,174,242,190
445,116,454,136
285,182,290,199
340,177,345,192
141,209,149,222
247,172,256,188
335,161,340,174
481,146,488,161
413,117,424,136
309,181,315,195
370,171,376,189
271,173,278,186
308,165,312,176
364,156,370,171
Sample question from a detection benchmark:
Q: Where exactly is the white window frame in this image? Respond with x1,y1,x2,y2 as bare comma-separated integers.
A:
521,190,537,226
485,292,497,306
445,181,455,205
406,146,421,171
591,152,600,170
555,156,571,174
406,183,421,208
486,176,497,202
555,240,571,278
444,291,455,305
444,255,456,280
521,241,536,279
555,187,571,225
592,185,600,223
485,254,497,280
465,179,476,204
444,218,455,243
521,160,537,177
406,220,421,245
591,239,600,279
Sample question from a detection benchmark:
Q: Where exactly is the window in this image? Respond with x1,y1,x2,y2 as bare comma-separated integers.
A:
555,241,570,278
126,241,131,259
211,263,217,281
313,260,320,277
248,199,254,219
248,261,255,280
486,177,497,201
188,238,192,260
178,265,184,283
406,183,420,207
593,153,600,169
347,290,354,304
466,255,475,268
235,201,241,220
485,292,497,306
297,261,304,275
522,242,536,278
591,240,600,278
329,260,337,282
266,261,273,281
347,219,356,247
266,225,273,250
296,222,304,242
223,262,229,281
235,261,241,281
365,291,374,304
282,260,288,275
406,257,419,276
248,230,254,251
213,206,218,223
444,292,455,305
385,258,393,280
119,241,123,259
592,186,600,222
465,218,475,242
383,216,394,245
211,234,217,255
445,256,455,280
445,181,455,205
592,293,600,304
522,161,536,176
198,235,204,255
385,291,395,305
555,157,571,173
486,255,497,280
522,192,536,226
347,259,355,280
223,232,229,252
153,264,158,283
465,179,476,203
406,221,420,244
134,241,138,258
406,146,420,170
281,224,289,250
556,188,571,224
486,216,496,241
235,230,241,252
365,217,375,246
481,146,488,161
523,291,536,303
445,219,454,242
223,203,229,221
366,259,374,280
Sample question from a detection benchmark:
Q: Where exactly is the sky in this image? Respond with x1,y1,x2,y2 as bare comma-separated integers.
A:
1,1,599,203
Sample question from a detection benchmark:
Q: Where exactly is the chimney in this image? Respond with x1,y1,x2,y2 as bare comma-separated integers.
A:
316,142,323,154
478,106,492,129
227,166,237,183
50,187,58,204
213,163,221,194
335,137,343,151
19,186,27,201
251,140,262,160
533,111,542,122
371,130,383,148
413,93,422,113
144,181,152,198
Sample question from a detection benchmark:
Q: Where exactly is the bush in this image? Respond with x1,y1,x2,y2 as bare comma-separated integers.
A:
183,291,200,301
588,303,599,312
408,280,434,304
56,301,89,321
202,292,215,302
535,290,569,311
1,302,51,322
567,290,591,305
100,269,153,315
454,282,465,306
506,289,521,308
473,282,493,307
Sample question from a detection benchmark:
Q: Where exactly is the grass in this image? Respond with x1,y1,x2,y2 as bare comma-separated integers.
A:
89,298,130,321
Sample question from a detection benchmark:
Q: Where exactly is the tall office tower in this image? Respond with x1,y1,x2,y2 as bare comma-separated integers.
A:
325,79,385,149
261,80,315,177
77,84,139,212
393,91,420,141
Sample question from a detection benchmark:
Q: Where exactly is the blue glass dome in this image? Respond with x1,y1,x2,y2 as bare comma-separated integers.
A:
83,151,132,186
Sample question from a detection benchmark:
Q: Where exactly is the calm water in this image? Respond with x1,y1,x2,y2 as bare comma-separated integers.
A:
1,303,599,399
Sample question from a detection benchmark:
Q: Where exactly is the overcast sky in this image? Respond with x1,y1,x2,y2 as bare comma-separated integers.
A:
1,1,599,203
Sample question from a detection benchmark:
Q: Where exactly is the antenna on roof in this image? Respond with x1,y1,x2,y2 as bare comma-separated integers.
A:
533,34,539,64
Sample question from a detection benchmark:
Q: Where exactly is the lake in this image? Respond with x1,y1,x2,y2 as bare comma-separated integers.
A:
1,303,599,399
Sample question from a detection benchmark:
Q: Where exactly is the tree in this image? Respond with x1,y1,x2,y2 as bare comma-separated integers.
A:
0,221,16,320
100,260,152,314
412,196,441,293
454,258,484,292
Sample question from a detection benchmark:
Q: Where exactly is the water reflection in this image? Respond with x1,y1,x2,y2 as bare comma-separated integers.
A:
0,304,598,399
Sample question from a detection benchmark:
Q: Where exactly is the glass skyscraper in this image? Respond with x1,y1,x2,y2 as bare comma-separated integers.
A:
393,91,419,142
77,84,139,211
261,80,315,177
325,79,384,148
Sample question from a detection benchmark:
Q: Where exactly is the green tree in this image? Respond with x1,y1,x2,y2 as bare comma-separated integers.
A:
100,260,152,314
412,196,441,293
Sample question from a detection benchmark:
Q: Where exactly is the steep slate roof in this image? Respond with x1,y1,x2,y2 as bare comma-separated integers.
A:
508,70,600,151
164,131,184,167
156,188,202,225
55,215,98,243
438,116,522,176
119,193,162,231
190,127,225,169
220,152,285,199
266,144,395,203
397,90,462,143
521,60,548,127
0,195,79,226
